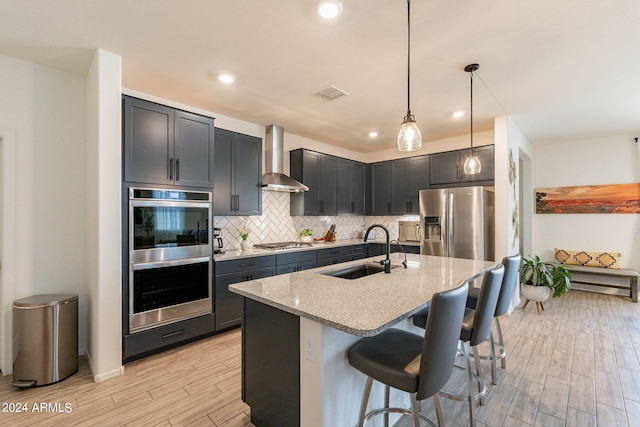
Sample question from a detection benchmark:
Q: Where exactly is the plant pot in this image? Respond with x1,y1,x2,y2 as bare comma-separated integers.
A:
300,236,313,243
521,283,551,302
240,240,249,251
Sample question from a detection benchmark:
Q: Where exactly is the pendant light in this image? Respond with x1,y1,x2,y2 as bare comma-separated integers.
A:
463,63,481,174
397,0,422,151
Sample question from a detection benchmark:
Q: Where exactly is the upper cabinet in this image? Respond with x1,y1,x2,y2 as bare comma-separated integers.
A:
123,96,214,188
291,149,362,216
430,145,494,187
336,158,366,215
214,129,262,216
371,155,429,215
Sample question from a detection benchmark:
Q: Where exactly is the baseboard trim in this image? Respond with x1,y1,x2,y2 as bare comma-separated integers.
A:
86,350,124,383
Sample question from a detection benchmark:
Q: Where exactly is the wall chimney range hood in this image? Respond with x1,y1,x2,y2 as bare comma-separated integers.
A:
262,125,309,192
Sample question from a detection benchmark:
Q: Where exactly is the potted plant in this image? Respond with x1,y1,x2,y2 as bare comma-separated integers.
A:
520,255,572,313
299,228,313,243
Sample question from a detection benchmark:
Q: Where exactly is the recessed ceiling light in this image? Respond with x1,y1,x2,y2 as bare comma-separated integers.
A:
218,73,236,84
368,131,379,138
452,111,466,118
317,0,343,19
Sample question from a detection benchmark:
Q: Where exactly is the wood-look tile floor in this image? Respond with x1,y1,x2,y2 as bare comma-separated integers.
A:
0,290,638,426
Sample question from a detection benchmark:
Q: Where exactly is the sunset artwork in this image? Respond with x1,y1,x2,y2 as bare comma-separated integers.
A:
535,183,640,214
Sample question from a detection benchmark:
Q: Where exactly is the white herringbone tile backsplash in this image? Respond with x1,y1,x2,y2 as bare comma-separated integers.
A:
214,192,418,250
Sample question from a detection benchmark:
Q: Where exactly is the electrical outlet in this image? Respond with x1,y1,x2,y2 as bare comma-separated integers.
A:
304,336,315,362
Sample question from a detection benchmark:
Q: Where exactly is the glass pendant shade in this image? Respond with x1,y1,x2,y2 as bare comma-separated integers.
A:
463,154,481,175
398,114,422,151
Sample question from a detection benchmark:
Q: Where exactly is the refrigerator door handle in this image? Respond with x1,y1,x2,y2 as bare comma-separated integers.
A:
448,192,454,257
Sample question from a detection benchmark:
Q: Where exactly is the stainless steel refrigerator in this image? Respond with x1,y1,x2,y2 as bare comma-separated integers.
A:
419,186,494,261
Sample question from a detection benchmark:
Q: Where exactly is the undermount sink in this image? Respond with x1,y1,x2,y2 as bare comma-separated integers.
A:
320,262,400,280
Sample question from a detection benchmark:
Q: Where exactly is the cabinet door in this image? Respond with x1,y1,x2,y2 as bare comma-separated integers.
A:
459,145,495,183
336,159,352,215
408,155,429,214
234,134,262,215
123,96,174,185
371,162,392,215
350,162,366,215
429,151,460,185
215,266,274,330
301,150,321,215
391,159,410,214
319,155,337,215
174,110,214,188
213,129,235,215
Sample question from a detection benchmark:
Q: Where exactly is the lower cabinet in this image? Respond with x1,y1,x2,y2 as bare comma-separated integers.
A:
123,314,215,362
351,244,367,260
276,251,317,274
316,246,352,267
214,255,276,331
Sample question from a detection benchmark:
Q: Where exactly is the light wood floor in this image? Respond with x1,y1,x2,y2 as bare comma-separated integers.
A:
1,289,639,426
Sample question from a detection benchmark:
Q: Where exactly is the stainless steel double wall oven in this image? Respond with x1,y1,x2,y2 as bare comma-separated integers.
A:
128,187,212,333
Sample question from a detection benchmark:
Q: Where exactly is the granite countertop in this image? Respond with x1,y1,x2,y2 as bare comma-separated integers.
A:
229,253,495,336
214,238,420,261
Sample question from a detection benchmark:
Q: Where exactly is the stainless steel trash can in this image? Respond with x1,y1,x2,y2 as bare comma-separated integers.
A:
12,294,78,387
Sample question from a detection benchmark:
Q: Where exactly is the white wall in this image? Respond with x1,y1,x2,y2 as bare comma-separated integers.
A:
0,53,89,373
85,49,123,381
533,134,640,270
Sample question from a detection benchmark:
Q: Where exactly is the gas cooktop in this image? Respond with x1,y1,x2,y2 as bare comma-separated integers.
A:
253,241,313,251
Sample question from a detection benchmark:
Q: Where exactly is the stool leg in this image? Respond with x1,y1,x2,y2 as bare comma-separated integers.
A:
495,317,506,369
461,341,476,426
410,393,420,427
522,299,530,309
384,384,390,427
358,377,374,427
489,330,497,385
472,345,485,406
434,393,445,427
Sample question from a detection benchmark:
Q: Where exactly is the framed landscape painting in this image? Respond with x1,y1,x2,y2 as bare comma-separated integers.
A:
535,183,640,214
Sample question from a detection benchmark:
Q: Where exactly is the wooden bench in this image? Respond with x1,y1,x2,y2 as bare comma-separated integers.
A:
568,265,639,302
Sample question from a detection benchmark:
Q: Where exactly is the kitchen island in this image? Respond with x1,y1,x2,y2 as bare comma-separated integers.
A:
229,253,494,427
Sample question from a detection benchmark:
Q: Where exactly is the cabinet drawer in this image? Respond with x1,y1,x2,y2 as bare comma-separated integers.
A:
276,260,317,275
276,251,316,265
316,255,352,268
215,255,276,275
123,313,215,361
316,246,351,260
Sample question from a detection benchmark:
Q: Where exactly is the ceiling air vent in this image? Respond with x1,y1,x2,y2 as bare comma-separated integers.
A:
315,85,349,101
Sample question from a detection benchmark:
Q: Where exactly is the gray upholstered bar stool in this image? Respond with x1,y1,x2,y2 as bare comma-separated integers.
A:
465,254,521,385
347,282,469,427
412,264,504,427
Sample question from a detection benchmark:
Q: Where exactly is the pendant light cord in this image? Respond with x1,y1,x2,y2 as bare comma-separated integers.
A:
406,0,411,115
470,68,474,154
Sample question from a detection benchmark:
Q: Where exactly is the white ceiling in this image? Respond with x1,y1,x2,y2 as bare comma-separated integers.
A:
1,0,639,152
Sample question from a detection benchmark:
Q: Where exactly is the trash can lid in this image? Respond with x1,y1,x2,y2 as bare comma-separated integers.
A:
13,294,78,308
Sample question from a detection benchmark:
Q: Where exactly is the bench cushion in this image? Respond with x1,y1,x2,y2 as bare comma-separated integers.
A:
555,248,621,269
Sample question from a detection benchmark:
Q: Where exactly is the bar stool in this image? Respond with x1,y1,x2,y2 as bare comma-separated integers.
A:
412,264,504,427
347,281,469,427
465,254,521,385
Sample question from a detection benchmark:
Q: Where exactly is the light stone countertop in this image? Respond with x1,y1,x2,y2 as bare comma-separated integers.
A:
213,238,420,262
229,253,495,336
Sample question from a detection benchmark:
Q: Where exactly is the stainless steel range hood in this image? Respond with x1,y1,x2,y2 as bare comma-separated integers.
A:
262,125,309,192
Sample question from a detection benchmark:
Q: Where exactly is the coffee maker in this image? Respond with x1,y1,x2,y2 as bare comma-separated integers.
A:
213,228,225,254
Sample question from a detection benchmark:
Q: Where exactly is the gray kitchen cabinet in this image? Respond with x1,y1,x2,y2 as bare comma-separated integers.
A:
290,149,337,216
373,156,429,215
316,246,352,267
123,95,214,188
276,251,317,274
214,129,262,215
350,244,367,260
371,161,392,215
430,145,494,187
214,255,275,330
336,159,367,215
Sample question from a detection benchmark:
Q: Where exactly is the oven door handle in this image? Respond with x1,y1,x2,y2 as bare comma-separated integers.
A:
132,256,211,270
131,200,210,209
